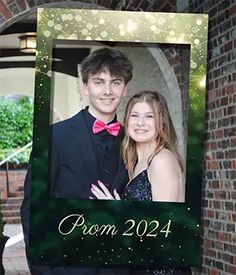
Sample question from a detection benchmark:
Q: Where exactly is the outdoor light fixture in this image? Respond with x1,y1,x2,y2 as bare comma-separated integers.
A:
19,34,37,53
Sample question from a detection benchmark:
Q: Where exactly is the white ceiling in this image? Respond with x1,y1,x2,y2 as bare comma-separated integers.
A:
0,33,29,48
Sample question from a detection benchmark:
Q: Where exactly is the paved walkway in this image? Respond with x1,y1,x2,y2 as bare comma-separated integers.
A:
3,224,30,275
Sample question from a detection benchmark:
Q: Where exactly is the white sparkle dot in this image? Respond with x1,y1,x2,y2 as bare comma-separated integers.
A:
170,31,176,36
194,39,200,45
151,25,160,34
67,14,73,20
127,20,137,31
196,19,202,25
151,25,156,31
48,20,54,27
101,31,108,38
44,30,50,37
120,30,126,36
75,15,82,21
82,29,88,36
191,62,197,69
86,23,93,30
119,24,124,30
61,14,67,21
55,24,62,31
145,13,156,23
99,18,105,24
188,207,191,210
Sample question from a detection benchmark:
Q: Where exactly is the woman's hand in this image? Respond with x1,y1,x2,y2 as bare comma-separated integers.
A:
90,180,120,200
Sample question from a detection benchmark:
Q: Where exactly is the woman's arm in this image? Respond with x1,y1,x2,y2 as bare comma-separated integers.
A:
149,149,184,202
90,180,121,200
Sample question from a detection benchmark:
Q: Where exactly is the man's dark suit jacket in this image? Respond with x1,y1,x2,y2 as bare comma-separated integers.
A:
20,109,130,274
50,110,128,198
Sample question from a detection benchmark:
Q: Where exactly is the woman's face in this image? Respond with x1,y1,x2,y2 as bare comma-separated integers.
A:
127,101,158,144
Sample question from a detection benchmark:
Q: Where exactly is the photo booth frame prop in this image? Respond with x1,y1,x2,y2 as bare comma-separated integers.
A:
30,8,208,268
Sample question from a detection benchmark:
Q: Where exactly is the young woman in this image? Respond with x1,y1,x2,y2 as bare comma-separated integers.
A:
91,90,185,203
91,91,191,275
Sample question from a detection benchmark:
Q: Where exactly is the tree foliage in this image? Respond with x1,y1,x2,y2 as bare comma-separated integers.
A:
0,96,33,164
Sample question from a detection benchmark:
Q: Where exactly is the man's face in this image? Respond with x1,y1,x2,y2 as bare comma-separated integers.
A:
83,70,128,122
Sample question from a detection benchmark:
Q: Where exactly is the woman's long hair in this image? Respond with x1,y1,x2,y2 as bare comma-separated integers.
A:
122,91,184,179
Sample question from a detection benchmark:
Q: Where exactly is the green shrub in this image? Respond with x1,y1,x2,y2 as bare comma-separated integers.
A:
0,96,33,164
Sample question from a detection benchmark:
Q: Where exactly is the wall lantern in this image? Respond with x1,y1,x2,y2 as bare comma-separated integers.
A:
19,34,37,53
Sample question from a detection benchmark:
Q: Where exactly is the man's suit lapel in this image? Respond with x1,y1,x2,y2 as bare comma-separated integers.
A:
112,130,128,190
112,153,128,190
69,111,98,182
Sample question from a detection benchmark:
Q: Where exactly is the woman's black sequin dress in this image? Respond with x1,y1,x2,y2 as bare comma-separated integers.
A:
122,170,191,275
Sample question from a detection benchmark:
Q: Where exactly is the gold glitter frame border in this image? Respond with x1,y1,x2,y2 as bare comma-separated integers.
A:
30,8,209,267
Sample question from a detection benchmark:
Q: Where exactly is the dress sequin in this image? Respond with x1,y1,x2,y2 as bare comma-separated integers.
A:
122,170,192,275
122,170,152,201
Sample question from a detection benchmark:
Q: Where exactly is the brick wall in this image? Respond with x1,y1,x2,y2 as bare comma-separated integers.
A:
0,169,26,199
189,0,236,274
161,45,190,140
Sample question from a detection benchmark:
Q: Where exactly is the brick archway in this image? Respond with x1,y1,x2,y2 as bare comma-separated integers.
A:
0,0,177,33
0,1,103,33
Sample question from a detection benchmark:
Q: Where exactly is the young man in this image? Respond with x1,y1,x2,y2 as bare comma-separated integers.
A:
49,47,133,198
21,47,133,274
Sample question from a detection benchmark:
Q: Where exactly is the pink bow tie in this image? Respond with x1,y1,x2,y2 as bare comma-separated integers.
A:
92,119,121,136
